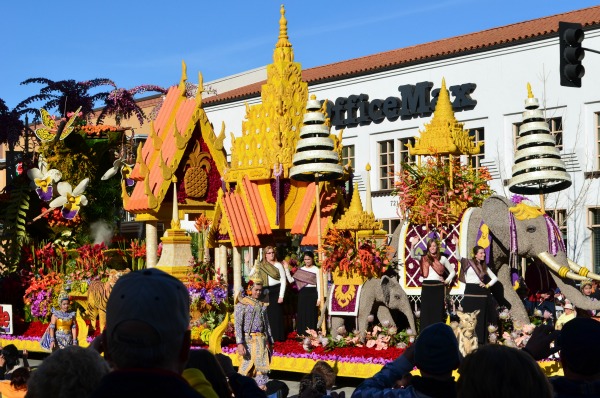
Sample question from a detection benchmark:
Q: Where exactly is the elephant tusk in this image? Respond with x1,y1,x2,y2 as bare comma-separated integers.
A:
567,259,600,281
538,252,589,281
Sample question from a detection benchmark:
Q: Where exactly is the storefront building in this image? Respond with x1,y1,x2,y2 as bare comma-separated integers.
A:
202,6,600,272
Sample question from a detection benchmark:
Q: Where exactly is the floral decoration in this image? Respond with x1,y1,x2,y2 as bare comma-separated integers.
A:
321,228,391,278
395,156,493,225
48,178,90,220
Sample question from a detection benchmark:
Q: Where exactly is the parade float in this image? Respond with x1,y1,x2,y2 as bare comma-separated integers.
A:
1,6,594,380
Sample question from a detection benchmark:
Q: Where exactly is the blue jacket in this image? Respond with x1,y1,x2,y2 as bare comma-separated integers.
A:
352,356,456,398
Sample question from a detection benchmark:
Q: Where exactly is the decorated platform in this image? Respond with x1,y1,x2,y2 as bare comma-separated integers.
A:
0,335,564,378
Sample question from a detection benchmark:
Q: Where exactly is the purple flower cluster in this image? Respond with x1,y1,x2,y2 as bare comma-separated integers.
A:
511,194,527,204
189,286,228,306
30,290,50,318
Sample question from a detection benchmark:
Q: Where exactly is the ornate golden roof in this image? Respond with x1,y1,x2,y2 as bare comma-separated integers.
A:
335,183,383,231
408,78,481,156
226,5,308,182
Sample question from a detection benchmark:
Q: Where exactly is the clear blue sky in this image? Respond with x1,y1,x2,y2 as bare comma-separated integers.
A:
0,0,597,110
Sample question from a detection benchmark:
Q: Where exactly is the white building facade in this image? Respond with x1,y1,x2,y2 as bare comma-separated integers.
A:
204,7,600,272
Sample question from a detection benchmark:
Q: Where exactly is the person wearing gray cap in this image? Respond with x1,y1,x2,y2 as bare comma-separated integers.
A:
351,323,460,398
90,268,205,398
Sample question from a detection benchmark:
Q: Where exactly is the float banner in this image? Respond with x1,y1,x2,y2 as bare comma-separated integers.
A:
0,305,13,334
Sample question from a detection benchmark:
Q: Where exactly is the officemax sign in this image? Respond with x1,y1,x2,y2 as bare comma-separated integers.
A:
328,81,477,129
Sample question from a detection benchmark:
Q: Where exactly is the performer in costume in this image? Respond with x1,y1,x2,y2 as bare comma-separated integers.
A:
40,294,77,351
250,246,287,341
235,277,273,390
458,245,498,344
292,251,322,335
410,238,455,331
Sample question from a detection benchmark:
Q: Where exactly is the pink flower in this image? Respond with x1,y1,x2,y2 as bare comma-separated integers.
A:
522,324,536,335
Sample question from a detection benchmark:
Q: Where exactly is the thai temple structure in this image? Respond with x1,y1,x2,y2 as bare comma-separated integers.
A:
208,6,350,294
122,64,228,276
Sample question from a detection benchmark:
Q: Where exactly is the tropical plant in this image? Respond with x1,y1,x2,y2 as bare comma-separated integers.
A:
17,78,115,119
0,98,25,146
97,84,167,126
0,177,32,273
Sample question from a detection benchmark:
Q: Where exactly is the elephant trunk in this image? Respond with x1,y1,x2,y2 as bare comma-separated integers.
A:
538,252,588,281
496,264,529,326
538,252,600,311
568,259,600,281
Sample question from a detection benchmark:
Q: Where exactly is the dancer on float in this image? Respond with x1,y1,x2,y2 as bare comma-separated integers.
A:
457,245,498,344
250,246,287,341
410,237,455,331
40,294,77,351
235,277,273,391
292,251,322,335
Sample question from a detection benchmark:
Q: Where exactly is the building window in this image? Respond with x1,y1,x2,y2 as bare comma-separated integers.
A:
342,145,355,169
590,208,600,274
596,113,600,170
398,137,416,167
548,117,563,152
381,219,401,236
546,209,567,249
379,140,394,190
468,127,485,169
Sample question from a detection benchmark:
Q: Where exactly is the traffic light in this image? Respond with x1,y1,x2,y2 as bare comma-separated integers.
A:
559,21,585,87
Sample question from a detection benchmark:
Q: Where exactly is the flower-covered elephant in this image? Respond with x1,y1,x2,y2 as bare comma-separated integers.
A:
390,195,600,326
329,276,415,340
460,195,600,324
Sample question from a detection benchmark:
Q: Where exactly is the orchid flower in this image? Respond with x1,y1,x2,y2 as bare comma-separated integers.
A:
27,157,62,201
49,178,90,220
101,157,134,187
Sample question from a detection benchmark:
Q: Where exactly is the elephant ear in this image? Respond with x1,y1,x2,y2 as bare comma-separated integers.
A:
481,195,513,246
380,276,391,305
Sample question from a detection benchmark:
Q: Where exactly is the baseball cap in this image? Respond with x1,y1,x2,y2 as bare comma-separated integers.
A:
106,268,190,348
563,303,573,310
414,323,461,375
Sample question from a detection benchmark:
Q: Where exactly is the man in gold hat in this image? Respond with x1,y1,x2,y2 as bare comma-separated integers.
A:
234,277,273,390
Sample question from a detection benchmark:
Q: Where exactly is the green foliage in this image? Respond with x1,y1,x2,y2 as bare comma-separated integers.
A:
0,182,32,273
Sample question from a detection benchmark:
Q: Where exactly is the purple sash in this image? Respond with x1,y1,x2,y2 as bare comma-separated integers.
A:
293,268,317,290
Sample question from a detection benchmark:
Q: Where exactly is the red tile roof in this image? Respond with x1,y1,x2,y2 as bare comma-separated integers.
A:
291,182,316,235
126,85,197,212
204,6,600,105
242,177,272,235
222,190,260,246
301,187,341,246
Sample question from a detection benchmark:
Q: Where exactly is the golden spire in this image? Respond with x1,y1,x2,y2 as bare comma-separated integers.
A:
408,78,481,156
434,78,455,124
227,5,307,182
335,184,383,230
527,82,534,98
274,5,293,62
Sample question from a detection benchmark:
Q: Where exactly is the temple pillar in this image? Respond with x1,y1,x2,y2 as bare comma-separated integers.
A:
145,220,158,268
233,247,242,297
218,245,228,284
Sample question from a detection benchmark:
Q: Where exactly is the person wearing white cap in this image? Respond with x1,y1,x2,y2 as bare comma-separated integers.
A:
555,302,576,330
90,268,205,398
